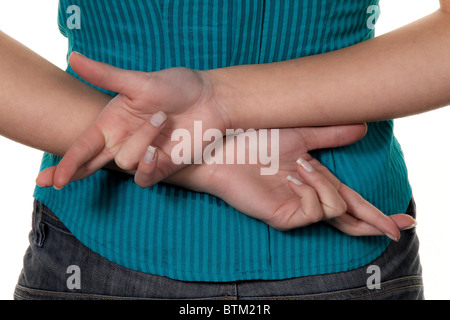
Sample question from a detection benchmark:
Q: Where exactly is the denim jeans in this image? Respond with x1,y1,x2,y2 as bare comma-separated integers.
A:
14,199,424,300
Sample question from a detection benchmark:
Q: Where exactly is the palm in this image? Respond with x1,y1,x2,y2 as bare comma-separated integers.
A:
176,125,415,235
92,68,213,170
207,128,327,229
42,55,226,187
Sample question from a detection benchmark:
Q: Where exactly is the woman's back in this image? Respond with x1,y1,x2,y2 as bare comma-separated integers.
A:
33,0,411,282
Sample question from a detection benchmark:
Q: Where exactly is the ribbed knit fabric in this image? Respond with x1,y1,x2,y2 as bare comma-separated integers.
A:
34,0,412,282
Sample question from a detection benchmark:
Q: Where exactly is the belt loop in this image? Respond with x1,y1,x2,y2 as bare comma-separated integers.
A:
32,200,46,247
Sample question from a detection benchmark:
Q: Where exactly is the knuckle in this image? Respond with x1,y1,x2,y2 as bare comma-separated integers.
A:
305,208,324,224
115,155,137,171
328,203,347,219
300,187,324,224
335,199,348,216
355,194,368,208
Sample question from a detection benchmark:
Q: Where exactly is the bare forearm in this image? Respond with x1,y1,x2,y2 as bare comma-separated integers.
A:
0,31,109,156
210,7,450,130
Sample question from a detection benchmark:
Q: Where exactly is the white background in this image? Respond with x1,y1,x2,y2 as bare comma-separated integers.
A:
0,0,449,300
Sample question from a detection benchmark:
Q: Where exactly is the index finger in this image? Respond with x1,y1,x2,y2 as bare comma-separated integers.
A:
311,159,414,241
338,184,402,242
53,125,106,189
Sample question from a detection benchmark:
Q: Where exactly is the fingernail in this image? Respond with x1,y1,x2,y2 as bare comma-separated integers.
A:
54,186,64,191
35,179,47,188
150,111,167,127
144,146,157,164
402,221,417,231
296,157,315,172
72,51,86,57
287,175,304,186
386,233,400,242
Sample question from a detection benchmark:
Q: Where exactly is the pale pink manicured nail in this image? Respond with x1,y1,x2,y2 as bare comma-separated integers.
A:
402,221,417,231
150,111,167,127
386,233,400,242
296,157,315,172
287,175,304,186
144,146,157,164
35,179,47,188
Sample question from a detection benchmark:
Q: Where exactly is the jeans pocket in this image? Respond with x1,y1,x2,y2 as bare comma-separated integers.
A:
31,200,74,247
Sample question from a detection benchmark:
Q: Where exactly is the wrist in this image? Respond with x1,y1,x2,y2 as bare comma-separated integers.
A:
203,63,284,131
163,163,219,195
202,68,240,130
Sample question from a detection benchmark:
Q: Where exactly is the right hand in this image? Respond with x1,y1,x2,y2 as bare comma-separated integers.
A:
162,124,416,239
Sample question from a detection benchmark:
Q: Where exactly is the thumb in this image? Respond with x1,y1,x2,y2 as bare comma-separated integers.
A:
301,123,368,151
69,52,147,96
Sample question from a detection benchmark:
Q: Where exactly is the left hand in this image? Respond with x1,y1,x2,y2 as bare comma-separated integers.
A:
36,52,228,190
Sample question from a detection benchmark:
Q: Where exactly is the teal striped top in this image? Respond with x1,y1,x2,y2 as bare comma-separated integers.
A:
34,0,412,282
